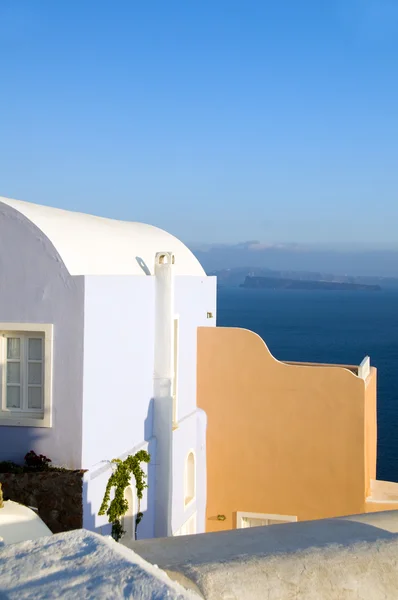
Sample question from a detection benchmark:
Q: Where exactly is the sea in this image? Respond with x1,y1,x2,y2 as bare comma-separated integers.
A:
217,286,398,483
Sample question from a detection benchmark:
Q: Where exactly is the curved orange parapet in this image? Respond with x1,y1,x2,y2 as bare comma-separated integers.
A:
197,326,380,532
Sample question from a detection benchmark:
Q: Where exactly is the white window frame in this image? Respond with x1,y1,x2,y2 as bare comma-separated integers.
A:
184,450,196,508
0,323,53,428
236,511,297,529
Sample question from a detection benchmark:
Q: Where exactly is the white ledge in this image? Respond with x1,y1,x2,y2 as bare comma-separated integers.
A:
128,511,398,599
0,529,199,599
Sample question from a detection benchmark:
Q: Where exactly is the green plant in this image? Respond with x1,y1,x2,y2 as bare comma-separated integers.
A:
99,450,150,542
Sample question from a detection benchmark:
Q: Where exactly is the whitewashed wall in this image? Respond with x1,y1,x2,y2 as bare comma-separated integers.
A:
83,438,156,540
0,204,217,540
82,276,157,537
0,202,84,468
82,276,156,468
83,274,216,538
171,276,216,534
174,276,217,420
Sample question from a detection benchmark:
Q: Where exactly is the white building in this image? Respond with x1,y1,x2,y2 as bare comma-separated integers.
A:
0,197,216,540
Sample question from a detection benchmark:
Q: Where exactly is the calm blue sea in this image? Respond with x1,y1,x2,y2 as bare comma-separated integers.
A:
217,287,398,483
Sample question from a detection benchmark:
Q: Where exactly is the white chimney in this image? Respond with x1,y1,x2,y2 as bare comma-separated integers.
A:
153,251,175,537
154,252,175,398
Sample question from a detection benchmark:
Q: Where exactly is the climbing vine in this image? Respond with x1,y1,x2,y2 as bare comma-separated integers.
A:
99,450,150,542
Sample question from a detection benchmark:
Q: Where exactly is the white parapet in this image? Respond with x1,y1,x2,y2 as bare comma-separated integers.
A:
358,355,371,380
129,511,398,600
0,529,199,599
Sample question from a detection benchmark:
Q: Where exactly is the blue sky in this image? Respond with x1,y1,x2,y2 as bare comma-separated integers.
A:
0,0,397,247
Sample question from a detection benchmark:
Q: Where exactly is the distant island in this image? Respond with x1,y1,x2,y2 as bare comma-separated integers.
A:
241,276,381,292
209,267,396,289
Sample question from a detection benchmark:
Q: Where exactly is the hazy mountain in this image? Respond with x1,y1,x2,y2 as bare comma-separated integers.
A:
190,242,398,279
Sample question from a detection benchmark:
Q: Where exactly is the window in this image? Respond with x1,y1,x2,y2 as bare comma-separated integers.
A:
122,485,136,541
184,451,195,506
172,317,179,428
236,512,297,529
0,324,53,427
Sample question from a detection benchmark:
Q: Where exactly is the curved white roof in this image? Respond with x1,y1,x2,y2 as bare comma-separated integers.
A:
0,197,205,276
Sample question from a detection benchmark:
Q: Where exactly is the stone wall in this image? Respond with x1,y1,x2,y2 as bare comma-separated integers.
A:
0,471,84,533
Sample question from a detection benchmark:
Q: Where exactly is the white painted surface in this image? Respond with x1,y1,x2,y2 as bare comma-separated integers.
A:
0,202,84,467
359,356,371,380
75,271,215,538
171,411,206,536
195,408,207,535
129,512,398,600
153,253,175,539
82,275,155,467
0,197,216,543
0,500,52,545
82,276,157,537
166,277,215,538
82,442,156,541
153,396,174,538
173,317,180,426
184,451,196,506
368,479,398,502
154,252,175,398
0,529,199,599
174,277,217,420
174,512,197,536
152,273,215,539
122,484,137,542
0,197,205,277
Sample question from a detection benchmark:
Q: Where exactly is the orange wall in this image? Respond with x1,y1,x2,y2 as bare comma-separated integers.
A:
197,327,377,533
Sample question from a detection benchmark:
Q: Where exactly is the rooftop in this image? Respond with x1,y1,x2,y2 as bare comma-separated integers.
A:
0,529,198,599
0,197,205,277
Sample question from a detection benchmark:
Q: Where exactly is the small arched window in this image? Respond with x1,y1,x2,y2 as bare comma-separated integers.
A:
184,451,195,506
122,485,136,540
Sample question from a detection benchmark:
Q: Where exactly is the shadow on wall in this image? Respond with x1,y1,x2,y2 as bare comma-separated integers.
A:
82,479,111,537
0,427,50,465
135,256,151,276
139,398,156,540
82,399,157,540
